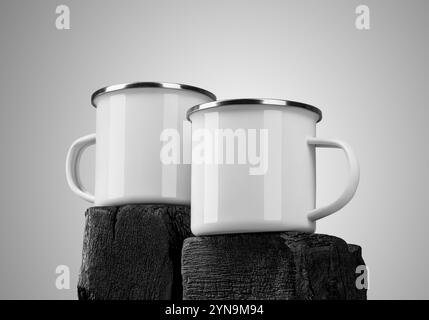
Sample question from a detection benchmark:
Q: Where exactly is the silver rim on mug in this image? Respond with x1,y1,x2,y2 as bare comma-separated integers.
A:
91,82,217,107
186,98,323,122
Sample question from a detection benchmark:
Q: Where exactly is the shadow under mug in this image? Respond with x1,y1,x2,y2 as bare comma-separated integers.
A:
187,99,360,235
65,82,216,206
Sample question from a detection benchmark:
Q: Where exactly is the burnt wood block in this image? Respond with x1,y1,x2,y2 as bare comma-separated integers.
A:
182,232,367,300
78,204,191,300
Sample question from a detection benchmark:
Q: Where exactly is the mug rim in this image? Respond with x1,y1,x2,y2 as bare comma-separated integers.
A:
186,98,323,122
91,82,217,107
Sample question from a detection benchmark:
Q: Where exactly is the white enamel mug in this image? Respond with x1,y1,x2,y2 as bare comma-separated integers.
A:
187,99,359,235
66,82,216,206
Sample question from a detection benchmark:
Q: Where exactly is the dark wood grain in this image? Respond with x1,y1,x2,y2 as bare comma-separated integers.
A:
77,204,191,300
182,232,367,300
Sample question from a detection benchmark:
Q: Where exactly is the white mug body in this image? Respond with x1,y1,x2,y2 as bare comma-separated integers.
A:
66,82,216,206
187,99,359,235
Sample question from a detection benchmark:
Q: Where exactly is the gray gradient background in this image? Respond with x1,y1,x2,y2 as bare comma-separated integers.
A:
0,0,428,299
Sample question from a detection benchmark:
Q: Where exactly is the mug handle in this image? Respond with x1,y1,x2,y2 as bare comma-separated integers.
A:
65,133,96,203
306,137,360,221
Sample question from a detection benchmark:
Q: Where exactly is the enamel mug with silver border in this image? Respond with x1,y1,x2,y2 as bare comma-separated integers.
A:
187,99,359,235
66,82,216,206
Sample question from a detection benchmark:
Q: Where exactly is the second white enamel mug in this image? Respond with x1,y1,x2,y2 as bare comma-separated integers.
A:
66,82,216,206
187,99,360,235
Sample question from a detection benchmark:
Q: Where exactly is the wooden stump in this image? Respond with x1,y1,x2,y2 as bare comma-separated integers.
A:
77,204,191,300
182,232,367,300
